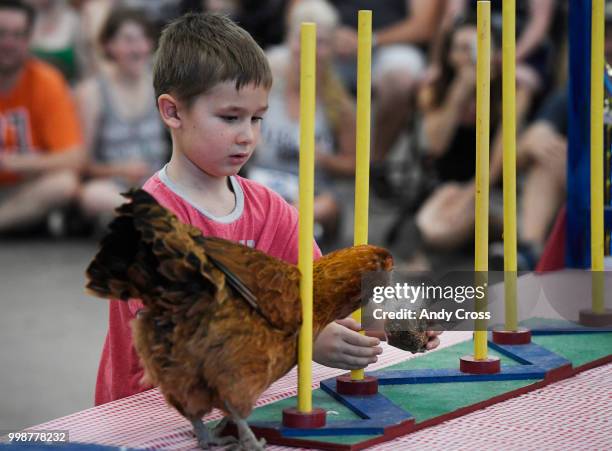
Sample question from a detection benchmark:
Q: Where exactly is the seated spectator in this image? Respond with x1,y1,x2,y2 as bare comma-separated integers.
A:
325,0,444,198
490,86,568,270
181,0,289,50
388,17,502,267
75,8,167,228
26,0,84,84
248,0,356,246
0,0,83,236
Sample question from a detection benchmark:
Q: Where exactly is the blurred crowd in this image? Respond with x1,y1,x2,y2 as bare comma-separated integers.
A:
0,0,604,271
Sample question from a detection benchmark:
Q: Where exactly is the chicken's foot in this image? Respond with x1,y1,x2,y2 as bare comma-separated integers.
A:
225,402,266,450
211,417,231,437
191,417,237,449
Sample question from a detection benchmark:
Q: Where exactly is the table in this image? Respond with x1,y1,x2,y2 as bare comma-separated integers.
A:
30,332,611,450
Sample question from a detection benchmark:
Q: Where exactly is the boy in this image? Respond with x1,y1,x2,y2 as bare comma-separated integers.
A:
95,12,386,405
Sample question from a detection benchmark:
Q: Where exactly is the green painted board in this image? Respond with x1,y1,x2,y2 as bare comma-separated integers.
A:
216,331,611,447
532,333,612,366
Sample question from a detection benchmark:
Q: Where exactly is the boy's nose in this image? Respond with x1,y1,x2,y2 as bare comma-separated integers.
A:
236,124,256,145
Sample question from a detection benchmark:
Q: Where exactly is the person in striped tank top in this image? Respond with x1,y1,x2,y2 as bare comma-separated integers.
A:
75,8,168,229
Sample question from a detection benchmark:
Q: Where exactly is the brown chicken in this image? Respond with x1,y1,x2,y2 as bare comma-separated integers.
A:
86,190,393,450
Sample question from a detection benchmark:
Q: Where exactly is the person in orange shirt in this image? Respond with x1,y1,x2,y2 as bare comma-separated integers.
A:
0,0,83,234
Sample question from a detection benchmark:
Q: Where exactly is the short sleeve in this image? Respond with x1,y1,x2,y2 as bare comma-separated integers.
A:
127,299,145,316
276,199,322,264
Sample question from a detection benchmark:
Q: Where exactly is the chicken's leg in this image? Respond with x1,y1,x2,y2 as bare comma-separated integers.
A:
191,417,237,449
225,402,266,451
211,417,231,437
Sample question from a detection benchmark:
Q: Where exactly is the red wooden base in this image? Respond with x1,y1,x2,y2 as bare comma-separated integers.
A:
492,328,532,345
282,407,326,429
579,308,612,327
336,375,379,395
459,355,501,374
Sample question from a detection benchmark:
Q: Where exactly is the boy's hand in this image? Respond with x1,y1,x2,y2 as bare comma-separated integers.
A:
313,318,383,370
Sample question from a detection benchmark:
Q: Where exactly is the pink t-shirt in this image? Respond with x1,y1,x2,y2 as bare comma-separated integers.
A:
95,170,321,405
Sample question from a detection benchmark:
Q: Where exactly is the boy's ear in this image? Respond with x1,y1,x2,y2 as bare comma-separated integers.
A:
158,94,182,129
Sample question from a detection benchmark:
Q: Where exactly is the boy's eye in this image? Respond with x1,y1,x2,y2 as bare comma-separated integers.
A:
252,116,263,123
220,115,238,122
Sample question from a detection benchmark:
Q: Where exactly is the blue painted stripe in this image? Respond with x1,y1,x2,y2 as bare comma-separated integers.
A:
488,341,572,371
250,389,414,438
530,327,612,335
319,380,413,423
364,365,546,384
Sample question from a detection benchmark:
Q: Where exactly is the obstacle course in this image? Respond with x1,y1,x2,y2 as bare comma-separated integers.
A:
209,320,611,450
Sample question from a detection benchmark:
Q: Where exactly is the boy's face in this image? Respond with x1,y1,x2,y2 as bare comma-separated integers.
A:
176,81,269,178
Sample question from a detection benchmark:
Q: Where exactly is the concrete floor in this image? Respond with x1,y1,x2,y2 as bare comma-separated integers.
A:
0,239,108,432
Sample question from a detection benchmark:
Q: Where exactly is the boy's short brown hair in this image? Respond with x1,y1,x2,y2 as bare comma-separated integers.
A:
153,13,273,106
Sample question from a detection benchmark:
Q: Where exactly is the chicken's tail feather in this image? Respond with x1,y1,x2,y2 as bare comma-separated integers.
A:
85,189,171,301
86,214,140,300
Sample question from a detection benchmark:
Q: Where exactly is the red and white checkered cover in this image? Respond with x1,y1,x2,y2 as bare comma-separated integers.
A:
32,332,612,450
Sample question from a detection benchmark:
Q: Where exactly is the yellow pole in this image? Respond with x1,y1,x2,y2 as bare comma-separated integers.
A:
297,22,316,413
502,0,518,331
474,1,490,360
350,10,373,381
591,0,605,313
